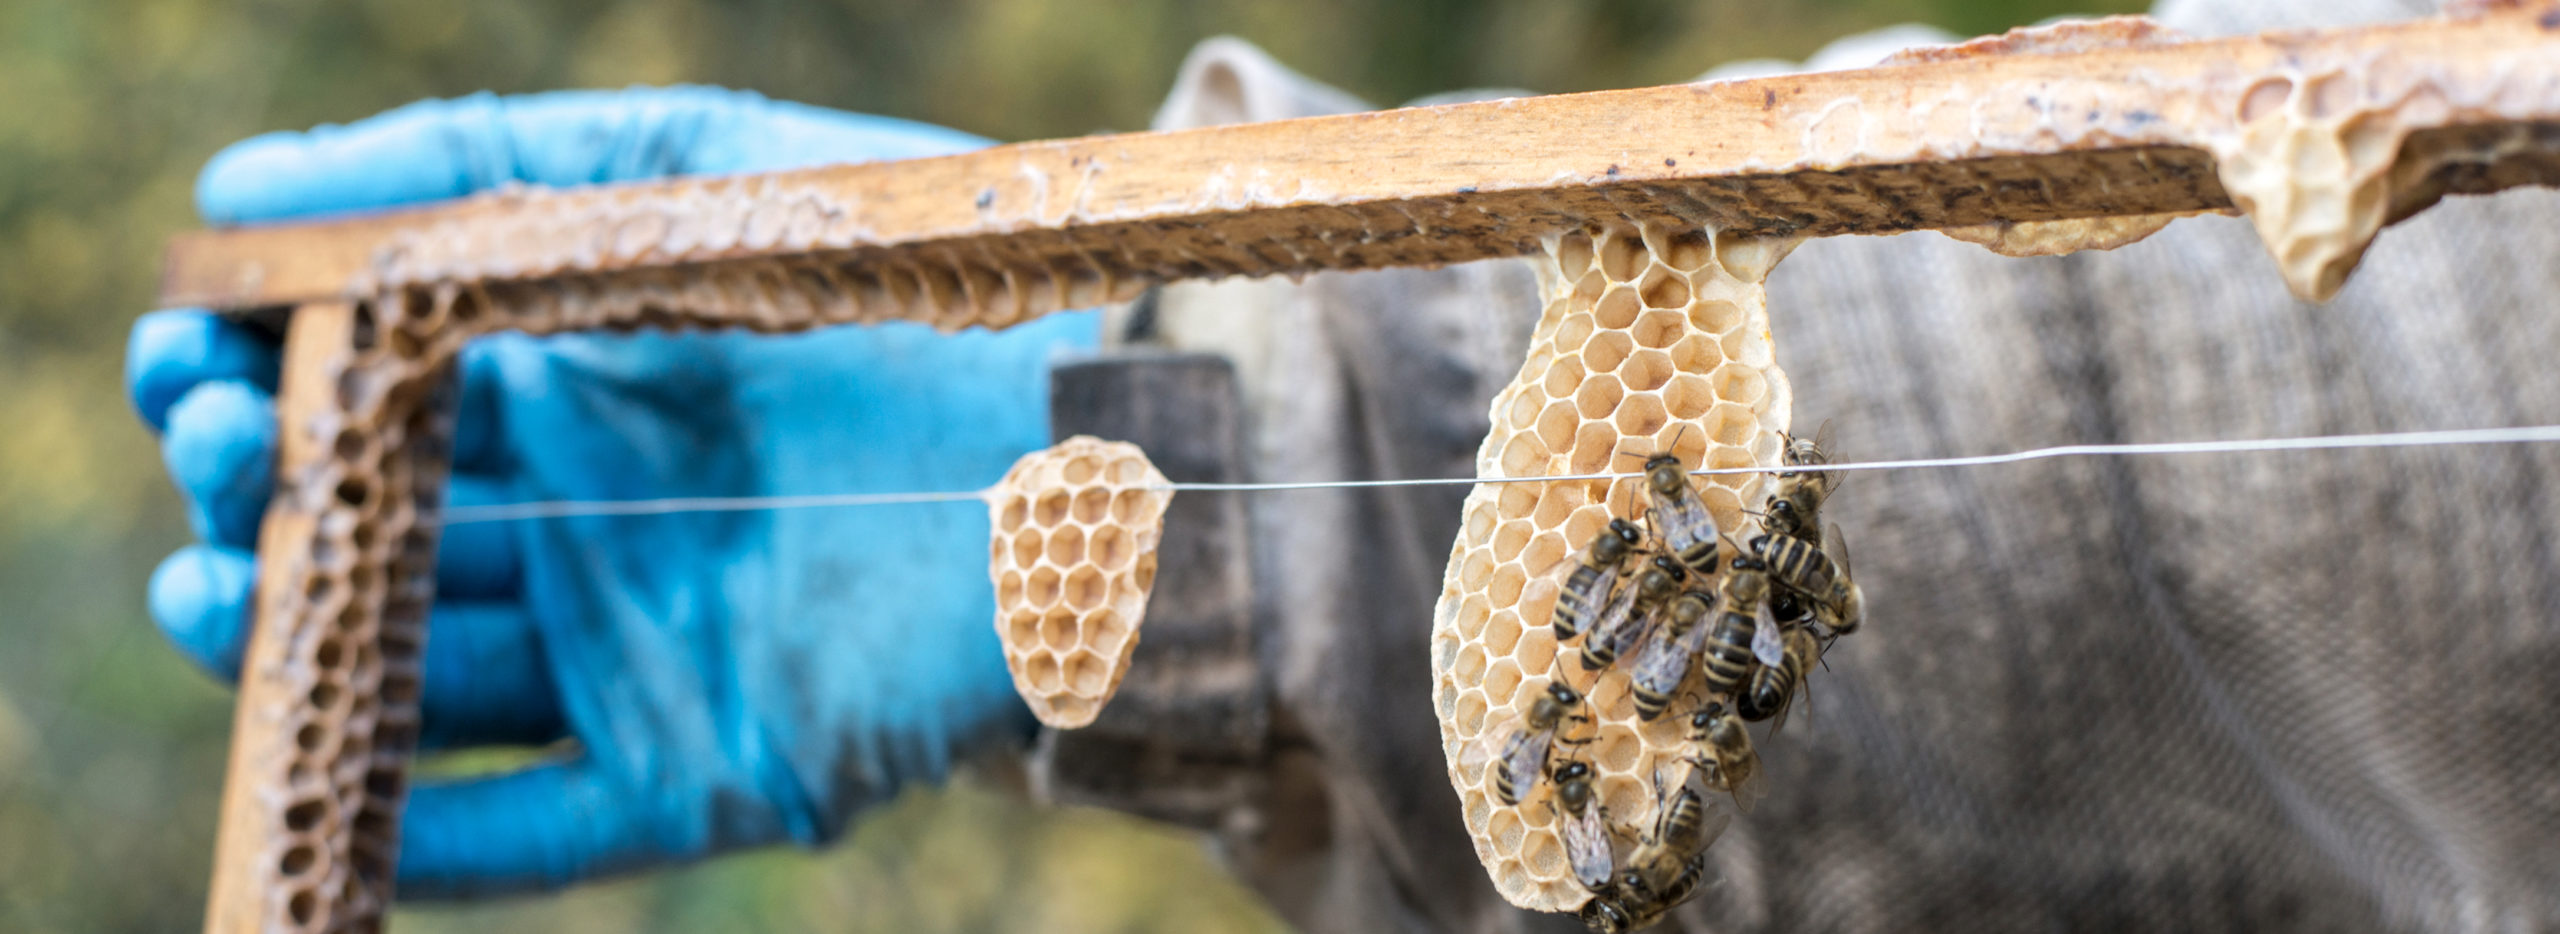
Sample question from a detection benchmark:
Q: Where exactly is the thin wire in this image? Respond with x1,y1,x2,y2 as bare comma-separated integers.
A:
439,424,2560,525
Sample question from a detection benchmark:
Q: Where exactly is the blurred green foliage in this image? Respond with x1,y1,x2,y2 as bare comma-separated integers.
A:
0,0,2136,930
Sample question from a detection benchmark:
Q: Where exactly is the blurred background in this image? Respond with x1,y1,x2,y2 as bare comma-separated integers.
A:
0,0,2137,930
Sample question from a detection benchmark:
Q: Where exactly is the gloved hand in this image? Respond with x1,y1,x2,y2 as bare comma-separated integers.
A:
127,87,1099,897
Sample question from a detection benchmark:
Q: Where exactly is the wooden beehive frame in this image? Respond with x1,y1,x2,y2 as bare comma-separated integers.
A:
156,9,2560,931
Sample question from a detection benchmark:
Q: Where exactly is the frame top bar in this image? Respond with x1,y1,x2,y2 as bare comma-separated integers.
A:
160,8,2560,311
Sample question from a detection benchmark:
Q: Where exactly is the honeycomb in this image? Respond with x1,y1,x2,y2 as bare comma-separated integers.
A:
1430,223,1796,912
986,436,1172,729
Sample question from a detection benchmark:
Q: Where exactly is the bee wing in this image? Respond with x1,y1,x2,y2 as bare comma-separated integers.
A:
1751,600,1786,667
1565,806,1615,890
1627,622,1688,698
1460,724,1515,775
1729,752,1768,814
1694,797,1738,852
1825,522,1853,576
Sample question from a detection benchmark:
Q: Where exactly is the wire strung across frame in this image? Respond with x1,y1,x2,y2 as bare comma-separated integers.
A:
438,424,2560,525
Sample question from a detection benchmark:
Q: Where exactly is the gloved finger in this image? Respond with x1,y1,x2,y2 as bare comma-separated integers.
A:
196,87,993,226
161,379,276,549
419,602,563,750
127,309,278,433
149,544,254,681
435,472,520,600
398,759,677,897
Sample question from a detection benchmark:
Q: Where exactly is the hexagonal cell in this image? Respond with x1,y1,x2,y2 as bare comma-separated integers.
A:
1670,332,1722,372
1490,562,1527,606
1553,231,1595,278
1045,524,1086,566
1454,643,1489,686
1484,611,1524,657
1706,444,1759,472
1040,607,1080,652
2239,75,2294,123
1109,457,1150,485
1667,425,1711,471
1455,686,1490,737
1499,432,1549,476
1064,649,1110,696
1536,401,1581,452
1638,268,1690,309
1522,530,1569,577
1721,324,1776,368
1048,693,1093,723
1559,506,1607,551
1086,608,1130,655
1592,286,1641,329
1482,659,1525,708
1540,355,1586,399
1462,548,1496,590
1063,566,1106,611
1492,520,1533,562
998,498,1027,533
1061,455,1101,486
1489,807,1527,857
1027,566,1063,608
1551,312,1595,354
1034,489,1071,526
1698,482,1743,521
1110,488,1148,524
1657,229,1713,271
1593,724,1642,772
1703,401,1758,447
1572,268,1606,303
1089,525,1131,571
1131,554,1159,595
1568,422,1620,474
1596,231,1644,281
1530,482,1586,528
1581,329,1634,374
1458,595,1493,639
1011,529,1044,569
1600,774,1647,822
1506,390,1544,429
1689,297,1744,334
1072,487,1109,524
1620,348,1674,392
1026,652,1063,693
1521,830,1566,879
1664,373,1716,419
1613,392,1669,439
1517,627,1558,677
1004,609,1039,648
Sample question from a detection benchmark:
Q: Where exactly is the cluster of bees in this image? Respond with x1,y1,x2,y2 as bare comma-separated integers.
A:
1469,426,1865,932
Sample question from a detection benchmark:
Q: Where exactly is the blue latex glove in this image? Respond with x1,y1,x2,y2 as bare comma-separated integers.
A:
128,87,1099,897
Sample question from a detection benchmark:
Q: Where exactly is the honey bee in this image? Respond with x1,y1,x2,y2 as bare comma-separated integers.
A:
1577,556,1686,672
1635,449,1721,577
1547,760,1617,893
1763,421,1839,541
1580,848,1710,933
1738,624,1821,733
1749,524,1864,639
1685,701,1766,813
1466,681,1591,806
1554,518,1646,642
1627,591,1715,721
1621,766,1732,898
1697,555,1778,699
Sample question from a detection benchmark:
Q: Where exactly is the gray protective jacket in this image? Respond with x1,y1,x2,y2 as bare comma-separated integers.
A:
1061,2,2560,931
